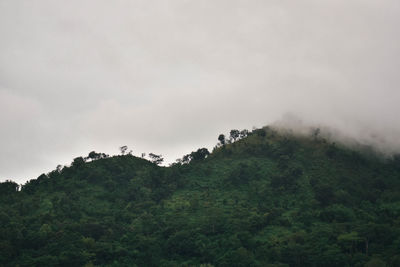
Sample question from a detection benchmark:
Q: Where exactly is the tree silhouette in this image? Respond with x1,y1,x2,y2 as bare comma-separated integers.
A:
230,129,240,142
149,153,164,165
190,148,210,161
218,134,226,146
120,146,128,155
240,129,249,139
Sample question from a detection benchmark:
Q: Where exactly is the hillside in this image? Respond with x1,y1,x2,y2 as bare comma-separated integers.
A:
1,127,400,267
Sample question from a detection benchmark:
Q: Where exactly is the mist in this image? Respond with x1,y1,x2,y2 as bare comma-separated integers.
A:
1,0,400,183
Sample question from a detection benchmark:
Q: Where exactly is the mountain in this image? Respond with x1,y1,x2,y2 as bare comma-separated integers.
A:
1,127,400,267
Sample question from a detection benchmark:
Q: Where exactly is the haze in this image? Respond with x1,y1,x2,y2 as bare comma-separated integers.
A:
1,0,400,183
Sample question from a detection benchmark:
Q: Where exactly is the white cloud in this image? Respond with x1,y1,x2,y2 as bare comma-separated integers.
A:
1,0,400,182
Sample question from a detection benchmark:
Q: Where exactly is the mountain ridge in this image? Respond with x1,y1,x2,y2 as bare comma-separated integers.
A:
1,126,400,266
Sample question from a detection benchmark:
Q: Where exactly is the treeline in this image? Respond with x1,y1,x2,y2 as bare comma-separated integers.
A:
1,126,400,266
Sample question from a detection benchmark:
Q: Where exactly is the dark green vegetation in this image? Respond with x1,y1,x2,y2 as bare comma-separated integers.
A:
1,127,400,267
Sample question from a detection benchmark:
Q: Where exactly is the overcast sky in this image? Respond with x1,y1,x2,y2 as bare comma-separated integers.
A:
1,0,400,183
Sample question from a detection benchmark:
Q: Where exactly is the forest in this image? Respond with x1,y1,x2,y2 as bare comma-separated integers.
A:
1,127,400,266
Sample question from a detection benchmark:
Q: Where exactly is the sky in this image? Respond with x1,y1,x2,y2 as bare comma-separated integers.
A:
1,0,400,183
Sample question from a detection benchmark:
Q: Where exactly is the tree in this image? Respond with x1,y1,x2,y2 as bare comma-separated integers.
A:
56,165,63,172
254,128,266,137
86,151,101,161
326,143,337,158
120,146,128,155
313,184,335,206
337,232,362,255
230,129,240,142
190,148,210,161
218,134,226,146
149,153,164,165
71,157,85,167
181,154,191,164
178,148,210,165
239,129,249,139
0,180,19,194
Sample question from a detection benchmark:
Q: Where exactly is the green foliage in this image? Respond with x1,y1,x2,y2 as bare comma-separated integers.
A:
1,127,400,266
178,148,210,164
0,180,19,195
149,153,164,165
218,134,226,146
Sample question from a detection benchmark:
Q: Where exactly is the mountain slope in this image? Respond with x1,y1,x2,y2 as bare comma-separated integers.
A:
1,127,400,266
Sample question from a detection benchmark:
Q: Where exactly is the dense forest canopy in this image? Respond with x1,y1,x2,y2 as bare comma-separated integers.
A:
1,126,400,266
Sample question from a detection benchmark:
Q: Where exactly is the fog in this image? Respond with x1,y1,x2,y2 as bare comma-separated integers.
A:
1,0,399,183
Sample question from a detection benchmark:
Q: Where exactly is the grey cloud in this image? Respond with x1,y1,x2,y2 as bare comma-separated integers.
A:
1,0,400,183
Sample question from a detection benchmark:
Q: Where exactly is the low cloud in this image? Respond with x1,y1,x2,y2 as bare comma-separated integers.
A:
1,0,399,183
